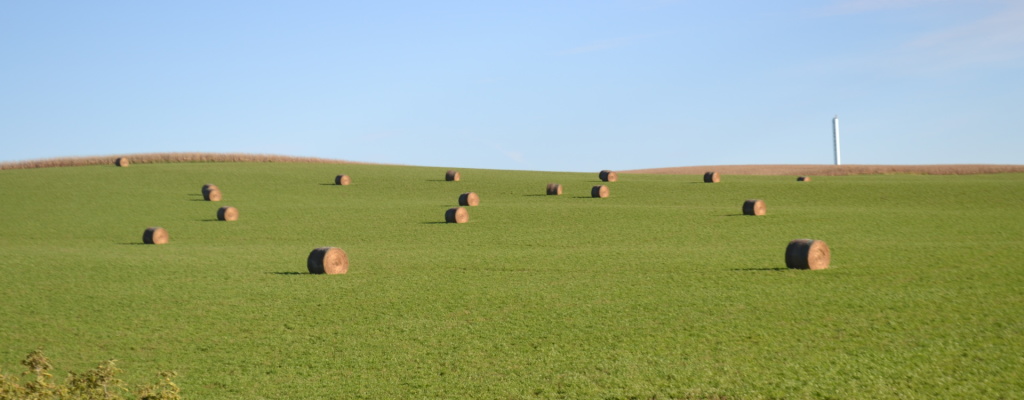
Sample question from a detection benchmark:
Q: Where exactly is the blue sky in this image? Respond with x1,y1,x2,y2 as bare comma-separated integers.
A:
2,0,1022,172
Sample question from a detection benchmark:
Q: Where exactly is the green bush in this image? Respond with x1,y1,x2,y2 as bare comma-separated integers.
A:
0,350,180,400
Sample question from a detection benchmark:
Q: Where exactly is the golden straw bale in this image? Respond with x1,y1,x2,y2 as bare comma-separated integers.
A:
459,192,480,206
445,207,469,223
143,227,168,245
217,206,239,221
785,239,831,270
204,189,222,201
742,199,766,216
307,247,349,274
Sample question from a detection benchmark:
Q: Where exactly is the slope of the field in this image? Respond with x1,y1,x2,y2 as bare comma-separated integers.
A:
1,163,1023,399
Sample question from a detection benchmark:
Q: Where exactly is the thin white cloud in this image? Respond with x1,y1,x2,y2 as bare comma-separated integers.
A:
903,4,1024,69
820,0,955,15
817,0,1024,71
561,35,650,55
358,131,398,142
503,150,526,164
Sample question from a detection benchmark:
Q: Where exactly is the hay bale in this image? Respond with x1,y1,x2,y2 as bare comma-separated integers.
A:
445,170,461,181
704,171,720,183
307,247,349,274
445,207,469,223
202,184,218,196
217,206,239,221
204,189,222,201
797,176,811,182
546,183,563,195
743,199,766,216
115,157,129,167
143,227,168,245
785,239,831,270
599,170,618,182
458,192,480,206
591,185,609,198
335,174,351,185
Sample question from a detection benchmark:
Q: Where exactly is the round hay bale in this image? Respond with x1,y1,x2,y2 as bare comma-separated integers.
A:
445,207,469,223
591,185,609,198
742,199,766,216
546,183,563,195
307,247,349,275
217,206,239,221
115,157,130,167
785,239,831,270
204,189,222,201
599,170,618,182
704,171,720,183
797,176,811,182
202,184,219,196
335,174,351,185
458,192,480,206
142,227,168,245
445,170,461,181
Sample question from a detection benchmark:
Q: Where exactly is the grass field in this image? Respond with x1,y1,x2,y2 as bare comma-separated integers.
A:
1,162,1023,399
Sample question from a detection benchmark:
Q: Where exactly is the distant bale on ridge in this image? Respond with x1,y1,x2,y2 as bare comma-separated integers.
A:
459,192,480,206
743,199,766,216
445,207,469,223
546,183,563,195
599,170,618,182
445,170,460,181
307,247,348,274
704,172,720,183
591,185,609,198
797,176,811,182
115,157,129,167
335,174,351,185
143,227,168,245
217,206,239,221
202,184,218,195
786,239,831,270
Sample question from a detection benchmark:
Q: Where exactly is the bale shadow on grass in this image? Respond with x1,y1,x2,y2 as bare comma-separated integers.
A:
269,271,306,275
421,221,451,224
730,267,789,272
523,194,549,197
198,219,220,222
318,183,338,186
118,243,149,245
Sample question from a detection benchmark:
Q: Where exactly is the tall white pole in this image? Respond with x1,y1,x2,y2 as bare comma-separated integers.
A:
832,115,841,165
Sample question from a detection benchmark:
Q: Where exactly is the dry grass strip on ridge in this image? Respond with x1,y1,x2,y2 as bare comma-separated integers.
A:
0,153,371,170
623,164,1024,176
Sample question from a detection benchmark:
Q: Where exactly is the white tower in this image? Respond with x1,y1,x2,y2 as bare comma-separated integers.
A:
832,115,841,166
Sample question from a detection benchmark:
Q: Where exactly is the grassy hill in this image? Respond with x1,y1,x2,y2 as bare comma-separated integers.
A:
1,162,1022,399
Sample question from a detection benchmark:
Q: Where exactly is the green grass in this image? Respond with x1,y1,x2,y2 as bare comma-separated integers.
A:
1,163,1023,399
